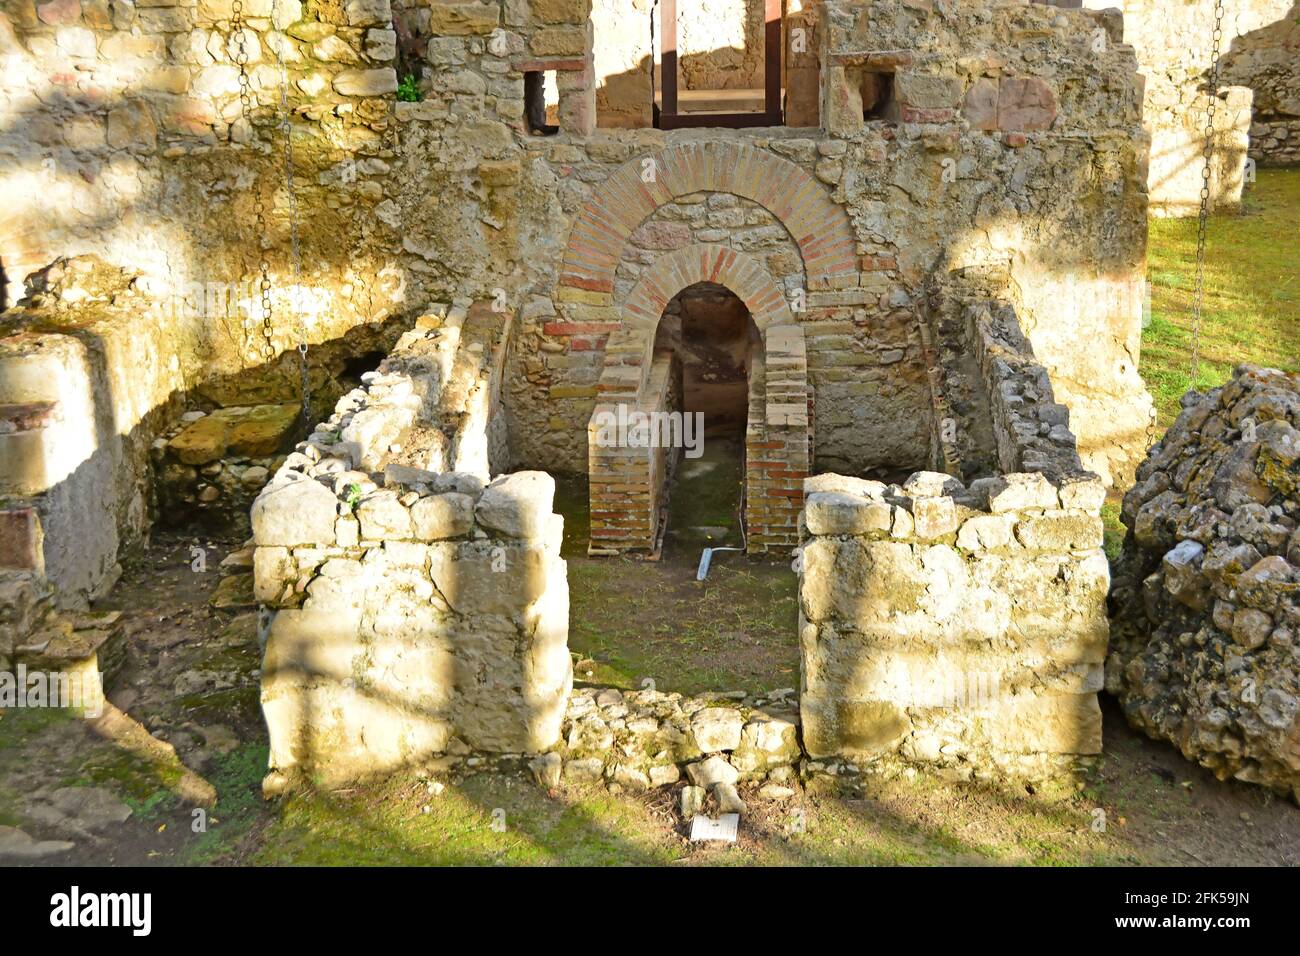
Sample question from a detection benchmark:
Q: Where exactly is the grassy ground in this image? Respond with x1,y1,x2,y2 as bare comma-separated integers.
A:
1142,168,1300,427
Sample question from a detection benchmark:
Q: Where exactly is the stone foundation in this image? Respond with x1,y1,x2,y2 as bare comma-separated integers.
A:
797,294,1110,777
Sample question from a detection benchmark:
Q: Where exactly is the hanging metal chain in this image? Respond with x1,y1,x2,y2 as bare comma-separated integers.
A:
231,1,275,365
1189,0,1225,392
271,0,310,426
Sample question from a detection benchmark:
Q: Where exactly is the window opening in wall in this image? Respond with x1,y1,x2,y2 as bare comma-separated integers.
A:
861,70,898,122
524,71,560,136
656,283,756,556
656,0,783,129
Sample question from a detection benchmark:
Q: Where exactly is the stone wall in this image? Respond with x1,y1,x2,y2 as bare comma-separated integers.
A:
798,292,1111,778
1223,2,1300,167
254,301,572,788
799,466,1109,779
1109,365,1299,801
1082,0,1297,213
1,0,1156,602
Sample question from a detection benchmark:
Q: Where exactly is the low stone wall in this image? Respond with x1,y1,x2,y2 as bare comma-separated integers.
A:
798,468,1109,780
254,298,572,788
1108,365,1299,801
526,688,802,813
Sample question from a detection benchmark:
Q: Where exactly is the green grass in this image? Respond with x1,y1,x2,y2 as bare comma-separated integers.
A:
1142,168,1300,427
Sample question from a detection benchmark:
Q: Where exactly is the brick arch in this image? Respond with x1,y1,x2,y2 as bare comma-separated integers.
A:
561,142,857,298
587,243,810,556
597,244,796,399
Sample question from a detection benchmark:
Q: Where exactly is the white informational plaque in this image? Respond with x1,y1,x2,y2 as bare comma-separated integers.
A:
689,813,740,843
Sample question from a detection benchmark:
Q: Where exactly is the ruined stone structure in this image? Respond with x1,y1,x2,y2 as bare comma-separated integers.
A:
1081,0,1299,216
0,0,1199,788
1110,366,1300,801
1223,2,1300,168
797,296,1110,775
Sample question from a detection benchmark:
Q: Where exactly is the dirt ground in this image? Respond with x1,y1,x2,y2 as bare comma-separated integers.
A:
1,519,1296,867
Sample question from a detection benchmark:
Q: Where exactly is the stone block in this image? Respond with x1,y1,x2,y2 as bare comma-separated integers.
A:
411,492,475,540
333,68,398,96
804,492,891,535
475,471,555,539
981,473,1059,513
251,477,339,547
427,2,498,35
1014,512,1103,552
356,490,412,539
910,496,958,539
997,76,1058,132
691,707,743,752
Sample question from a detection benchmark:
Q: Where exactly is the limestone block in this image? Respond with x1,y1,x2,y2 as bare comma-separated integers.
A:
427,2,498,35
262,606,365,683
980,473,1059,513
685,755,738,787
410,492,474,539
981,693,1102,755
475,471,555,539
803,474,888,498
251,477,339,547
691,707,743,753
252,545,294,603
910,496,958,539
531,26,587,57
730,718,799,772
531,0,588,24
1013,511,1103,552
902,471,963,498
803,491,890,536
167,404,299,465
344,0,391,26
895,72,960,110
801,695,911,759
429,540,554,616
956,513,1014,551
333,68,398,97
1057,473,1106,513
355,489,412,539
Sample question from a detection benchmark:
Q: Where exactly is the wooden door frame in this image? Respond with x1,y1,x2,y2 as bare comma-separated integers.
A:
658,0,783,129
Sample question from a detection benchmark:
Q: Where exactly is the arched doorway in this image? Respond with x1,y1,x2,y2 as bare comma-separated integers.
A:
586,245,809,555
654,282,759,554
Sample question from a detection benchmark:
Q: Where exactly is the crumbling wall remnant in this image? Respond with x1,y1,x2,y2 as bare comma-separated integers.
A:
798,298,1111,780
254,302,571,789
1109,365,1300,802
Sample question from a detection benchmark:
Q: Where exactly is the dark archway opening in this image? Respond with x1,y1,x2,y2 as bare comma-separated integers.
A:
653,282,758,555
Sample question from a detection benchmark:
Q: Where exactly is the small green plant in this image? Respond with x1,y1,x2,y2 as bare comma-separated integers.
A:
396,74,421,102
344,482,364,511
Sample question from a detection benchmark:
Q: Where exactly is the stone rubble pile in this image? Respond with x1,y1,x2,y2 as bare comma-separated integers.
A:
1109,365,1300,801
